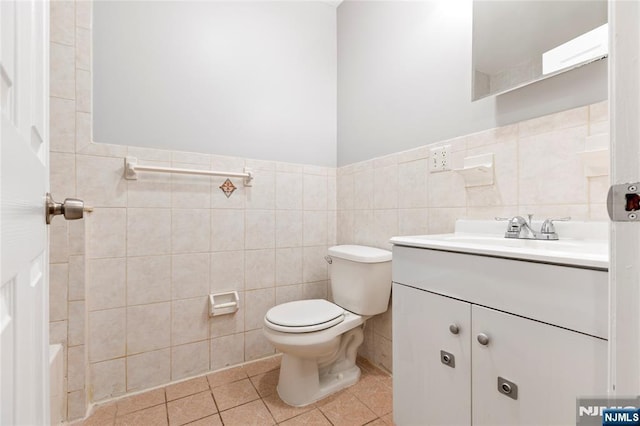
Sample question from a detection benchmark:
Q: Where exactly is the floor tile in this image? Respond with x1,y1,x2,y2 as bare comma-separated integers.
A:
166,377,209,401
243,355,281,377
249,368,279,397
319,392,377,426
219,400,275,426
206,366,248,388
116,388,165,416
278,409,332,426
167,391,217,425
212,378,260,411
115,404,168,426
261,392,315,423
380,412,395,425
350,378,392,417
185,414,223,426
83,403,117,426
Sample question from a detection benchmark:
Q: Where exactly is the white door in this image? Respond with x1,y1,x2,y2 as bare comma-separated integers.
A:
392,284,472,426
609,0,640,395
0,0,50,425
471,305,607,426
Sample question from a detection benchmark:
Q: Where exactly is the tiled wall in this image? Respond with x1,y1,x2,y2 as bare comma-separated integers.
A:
336,102,610,372
48,0,335,418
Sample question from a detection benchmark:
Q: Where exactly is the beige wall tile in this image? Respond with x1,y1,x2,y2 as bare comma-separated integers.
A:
210,251,244,293
127,348,171,392
68,301,85,346
75,0,92,29
398,160,428,209
74,112,91,152
76,155,127,207
50,264,68,322
51,152,76,201
373,165,398,210
211,209,245,252
428,208,467,234
276,285,303,305
303,281,328,300
91,358,126,401
75,27,91,71
244,330,274,361
275,172,303,210
127,161,172,208
353,167,374,210
465,124,518,149
128,146,172,162
171,297,209,346
87,257,126,311
246,170,276,210
50,43,75,99
50,320,68,345
275,210,303,248
337,173,354,211
398,209,428,236
172,253,210,299
172,151,211,165
372,210,398,250
466,141,518,207
68,220,85,256
244,288,275,331
245,210,275,250
67,389,86,420
352,210,374,247
172,341,210,381
303,211,327,247
50,1,75,45
328,176,337,211
171,163,211,209
86,208,126,259
275,248,302,287
172,209,210,253
211,334,244,371
67,345,85,392
89,307,126,362
336,210,354,245
428,161,466,208
50,97,76,153
303,174,328,210
518,126,589,205
518,204,590,221
589,101,609,123
50,219,69,264
127,255,171,306
245,249,275,290
76,69,91,113
518,106,588,138
127,208,171,256
68,255,85,301
127,303,171,354
302,246,328,283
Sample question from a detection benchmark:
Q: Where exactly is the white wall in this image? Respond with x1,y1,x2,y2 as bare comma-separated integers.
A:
93,1,337,166
337,0,608,166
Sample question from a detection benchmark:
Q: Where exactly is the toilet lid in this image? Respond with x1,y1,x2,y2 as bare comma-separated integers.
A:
264,299,345,333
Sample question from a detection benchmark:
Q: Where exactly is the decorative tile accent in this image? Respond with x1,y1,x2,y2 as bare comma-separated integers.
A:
219,179,237,198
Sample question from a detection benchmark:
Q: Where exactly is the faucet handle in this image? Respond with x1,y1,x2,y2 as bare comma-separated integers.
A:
540,217,571,238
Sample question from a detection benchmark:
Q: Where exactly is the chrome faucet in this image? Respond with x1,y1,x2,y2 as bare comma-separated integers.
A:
496,215,571,240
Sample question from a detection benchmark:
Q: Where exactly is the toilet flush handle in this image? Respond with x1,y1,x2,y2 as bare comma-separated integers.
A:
324,255,333,264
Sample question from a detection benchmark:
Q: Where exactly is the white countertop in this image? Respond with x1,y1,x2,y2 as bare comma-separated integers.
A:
390,220,609,269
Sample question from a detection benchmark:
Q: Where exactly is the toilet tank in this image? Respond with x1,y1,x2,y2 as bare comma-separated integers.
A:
327,245,392,316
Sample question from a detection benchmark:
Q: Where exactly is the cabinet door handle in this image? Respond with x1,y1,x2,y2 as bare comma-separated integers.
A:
477,333,490,346
449,324,460,335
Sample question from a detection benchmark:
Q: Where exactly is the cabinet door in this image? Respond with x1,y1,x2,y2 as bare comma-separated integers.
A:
472,305,607,426
393,283,472,425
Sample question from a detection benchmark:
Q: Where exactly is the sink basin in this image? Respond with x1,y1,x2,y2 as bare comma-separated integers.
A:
390,220,609,269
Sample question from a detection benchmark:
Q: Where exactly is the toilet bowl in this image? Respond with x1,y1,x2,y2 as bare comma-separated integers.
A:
263,245,392,407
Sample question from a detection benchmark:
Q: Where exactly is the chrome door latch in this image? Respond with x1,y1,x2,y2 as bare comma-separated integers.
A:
608,183,640,221
45,193,84,224
440,350,456,368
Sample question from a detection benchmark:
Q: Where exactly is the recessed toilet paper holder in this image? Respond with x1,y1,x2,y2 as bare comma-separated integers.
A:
209,291,240,317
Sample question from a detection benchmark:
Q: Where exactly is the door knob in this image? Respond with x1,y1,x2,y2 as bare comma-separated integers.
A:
46,193,84,224
449,323,460,335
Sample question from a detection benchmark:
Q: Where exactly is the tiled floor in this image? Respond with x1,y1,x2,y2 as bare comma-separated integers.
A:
81,356,395,426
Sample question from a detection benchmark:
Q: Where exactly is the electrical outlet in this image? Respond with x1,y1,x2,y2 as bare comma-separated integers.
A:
429,145,451,172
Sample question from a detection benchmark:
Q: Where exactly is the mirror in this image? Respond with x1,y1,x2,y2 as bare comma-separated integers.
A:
472,0,608,100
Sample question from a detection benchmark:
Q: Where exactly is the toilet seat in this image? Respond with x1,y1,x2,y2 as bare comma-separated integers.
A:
265,299,345,333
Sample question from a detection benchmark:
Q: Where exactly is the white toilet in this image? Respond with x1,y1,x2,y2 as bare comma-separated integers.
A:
263,245,392,407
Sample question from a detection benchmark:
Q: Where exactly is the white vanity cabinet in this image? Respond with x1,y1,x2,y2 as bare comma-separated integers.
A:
392,245,608,426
